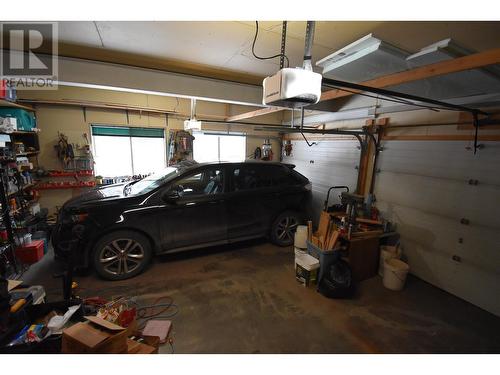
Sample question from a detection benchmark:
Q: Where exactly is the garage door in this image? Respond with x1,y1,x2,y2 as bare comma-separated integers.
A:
374,141,500,316
283,139,361,224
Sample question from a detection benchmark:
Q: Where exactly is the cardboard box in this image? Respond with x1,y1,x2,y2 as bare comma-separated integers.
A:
129,331,161,353
62,316,128,354
126,338,157,354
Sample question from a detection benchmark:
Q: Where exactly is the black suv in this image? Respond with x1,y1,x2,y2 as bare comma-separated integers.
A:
52,161,312,280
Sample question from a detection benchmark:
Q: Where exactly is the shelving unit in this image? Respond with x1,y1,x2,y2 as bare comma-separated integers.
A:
0,99,35,112
35,181,96,190
15,151,39,157
0,101,41,277
47,170,93,177
7,183,37,197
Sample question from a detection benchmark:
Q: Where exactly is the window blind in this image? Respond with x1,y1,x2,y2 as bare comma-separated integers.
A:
91,125,164,138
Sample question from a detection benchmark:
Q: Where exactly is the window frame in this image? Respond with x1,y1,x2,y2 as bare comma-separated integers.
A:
90,124,167,177
193,131,247,163
228,164,299,193
165,165,226,198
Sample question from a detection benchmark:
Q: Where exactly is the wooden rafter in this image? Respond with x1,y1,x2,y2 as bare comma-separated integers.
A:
227,48,500,122
18,98,178,115
225,106,282,122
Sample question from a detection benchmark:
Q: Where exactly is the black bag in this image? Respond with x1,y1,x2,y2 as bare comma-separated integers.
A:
318,259,355,299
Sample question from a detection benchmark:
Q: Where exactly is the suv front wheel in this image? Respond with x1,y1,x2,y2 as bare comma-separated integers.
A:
270,211,300,247
92,230,152,280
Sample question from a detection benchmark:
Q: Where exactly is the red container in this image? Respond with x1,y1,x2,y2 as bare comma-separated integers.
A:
16,239,44,264
0,80,6,99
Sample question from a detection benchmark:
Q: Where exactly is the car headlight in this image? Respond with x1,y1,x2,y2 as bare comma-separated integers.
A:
71,213,89,223
62,212,88,224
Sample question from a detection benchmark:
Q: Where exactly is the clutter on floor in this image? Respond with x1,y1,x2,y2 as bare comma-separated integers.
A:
0,278,177,354
294,186,405,296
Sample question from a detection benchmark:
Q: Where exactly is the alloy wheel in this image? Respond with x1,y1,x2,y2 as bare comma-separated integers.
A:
99,238,145,276
275,216,298,243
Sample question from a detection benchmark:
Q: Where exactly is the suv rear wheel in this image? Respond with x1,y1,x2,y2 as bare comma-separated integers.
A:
270,211,300,247
92,231,152,280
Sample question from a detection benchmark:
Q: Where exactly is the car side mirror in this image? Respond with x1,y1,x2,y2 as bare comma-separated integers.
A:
161,189,180,203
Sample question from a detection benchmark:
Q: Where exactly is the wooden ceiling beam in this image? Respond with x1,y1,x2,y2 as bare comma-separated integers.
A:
19,98,178,115
228,48,500,122
320,47,500,101
225,106,282,122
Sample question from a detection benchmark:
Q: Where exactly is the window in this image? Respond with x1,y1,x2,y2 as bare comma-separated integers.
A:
92,125,166,178
193,132,246,162
232,166,272,191
169,167,224,197
232,165,298,191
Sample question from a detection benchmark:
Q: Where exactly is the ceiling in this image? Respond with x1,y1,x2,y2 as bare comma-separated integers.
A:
50,21,500,85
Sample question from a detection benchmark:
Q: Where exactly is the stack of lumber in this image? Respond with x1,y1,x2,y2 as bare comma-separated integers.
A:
307,211,340,251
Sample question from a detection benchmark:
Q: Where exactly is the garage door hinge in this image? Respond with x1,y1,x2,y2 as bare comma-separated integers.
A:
468,179,479,185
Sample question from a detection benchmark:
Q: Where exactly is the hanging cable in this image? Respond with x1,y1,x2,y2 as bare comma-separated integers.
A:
252,21,290,67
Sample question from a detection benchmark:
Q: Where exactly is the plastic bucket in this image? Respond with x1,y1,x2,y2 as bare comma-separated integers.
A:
379,245,401,277
294,225,308,249
383,258,409,291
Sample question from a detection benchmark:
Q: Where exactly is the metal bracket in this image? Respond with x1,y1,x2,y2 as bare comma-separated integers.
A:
473,112,480,154
280,21,287,69
460,218,470,225
468,179,479,186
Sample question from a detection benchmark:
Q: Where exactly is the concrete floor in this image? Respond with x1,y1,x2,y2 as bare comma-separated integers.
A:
23,239,500,354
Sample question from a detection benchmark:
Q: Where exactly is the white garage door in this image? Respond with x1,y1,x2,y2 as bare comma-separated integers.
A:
283,139,361,224
374,141,500,316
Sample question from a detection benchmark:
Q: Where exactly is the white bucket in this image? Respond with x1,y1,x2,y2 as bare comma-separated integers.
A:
383,258,410,291
294,225,308,249
379,245,401,277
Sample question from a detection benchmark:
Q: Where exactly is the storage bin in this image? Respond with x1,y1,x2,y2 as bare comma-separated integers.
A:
15,239,44,264
31,230,48,254
307,240,340,285
0,108,36,131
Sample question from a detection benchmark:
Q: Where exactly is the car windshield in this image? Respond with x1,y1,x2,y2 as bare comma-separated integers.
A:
124,166,181,196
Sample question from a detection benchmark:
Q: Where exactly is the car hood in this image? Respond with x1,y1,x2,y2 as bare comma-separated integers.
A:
62,183,129,209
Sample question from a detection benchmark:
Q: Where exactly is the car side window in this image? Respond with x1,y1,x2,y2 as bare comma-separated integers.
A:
271,166,298,186
232,166,276,191
170,168,224,197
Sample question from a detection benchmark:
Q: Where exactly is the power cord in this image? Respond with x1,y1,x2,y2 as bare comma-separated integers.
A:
134,296,179,330
252,21,290,67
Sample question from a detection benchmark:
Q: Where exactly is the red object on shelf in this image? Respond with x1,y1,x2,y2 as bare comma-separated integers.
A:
35,181,96,190
16,240,44,264
47,170,93,177
0,80,6,99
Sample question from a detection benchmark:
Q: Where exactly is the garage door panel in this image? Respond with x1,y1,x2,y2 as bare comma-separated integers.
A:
375,140,500,316
376,202,500,276
376,171,500,228
284,139,360,224
402,238,500,316
402,239,459,293
379,141,500,185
